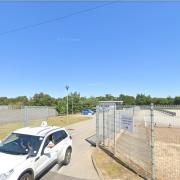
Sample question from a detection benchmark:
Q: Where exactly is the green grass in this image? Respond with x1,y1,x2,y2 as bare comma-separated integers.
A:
0,114,92,140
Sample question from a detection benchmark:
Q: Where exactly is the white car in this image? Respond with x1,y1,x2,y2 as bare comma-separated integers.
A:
0,122,72,180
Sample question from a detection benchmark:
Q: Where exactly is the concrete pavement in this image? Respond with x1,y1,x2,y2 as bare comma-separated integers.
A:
41,117,99,180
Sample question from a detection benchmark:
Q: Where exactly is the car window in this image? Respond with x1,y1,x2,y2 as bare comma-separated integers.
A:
0,133,43,155
44,134,54,147
41,134,54,154
41,131,68,154
52,130,68,144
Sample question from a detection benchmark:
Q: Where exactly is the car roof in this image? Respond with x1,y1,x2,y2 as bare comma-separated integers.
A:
13,126,62,137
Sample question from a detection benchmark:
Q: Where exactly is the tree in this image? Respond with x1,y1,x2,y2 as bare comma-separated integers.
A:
136,94,152,105
15,96,28,105
69,92,81,113
80,96,98,110
119,94,135,105
56,92,88,114
0,92,178,110
152,98,169,105
0,97,8,105
167,96,174,105
29,92,56,106
174,97,180,105
104,94,115,101
56,98,66,114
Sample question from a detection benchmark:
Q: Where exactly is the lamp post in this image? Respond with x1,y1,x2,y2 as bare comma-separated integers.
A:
65,85,69,123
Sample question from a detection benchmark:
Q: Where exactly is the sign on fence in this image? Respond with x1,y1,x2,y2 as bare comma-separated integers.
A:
121,110,134,132
96,103,153,179
99,102,115,109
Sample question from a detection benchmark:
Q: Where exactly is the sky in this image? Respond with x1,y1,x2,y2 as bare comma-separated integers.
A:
0,1,180,98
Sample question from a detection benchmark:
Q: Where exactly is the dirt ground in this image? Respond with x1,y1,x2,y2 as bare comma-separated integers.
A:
112,126,180,180
115,119,152,179
93,148,143,180
155,127,180,180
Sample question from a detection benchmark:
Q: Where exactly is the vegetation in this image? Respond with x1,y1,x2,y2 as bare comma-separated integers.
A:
0,92,180,114
93,148,142,179
0,114,91,139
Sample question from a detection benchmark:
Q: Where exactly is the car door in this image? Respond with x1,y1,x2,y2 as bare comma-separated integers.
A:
52,130,68,163
33,133,57,176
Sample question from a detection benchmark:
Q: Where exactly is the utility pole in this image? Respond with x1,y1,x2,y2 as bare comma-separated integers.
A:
65,85,69,123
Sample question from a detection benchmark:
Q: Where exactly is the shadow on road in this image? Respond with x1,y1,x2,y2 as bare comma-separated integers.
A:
36,163,61,180
41,171,90,180
38,163,88,180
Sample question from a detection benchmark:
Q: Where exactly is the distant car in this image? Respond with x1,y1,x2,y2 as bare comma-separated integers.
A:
81,109,94,115
92,108,96,113
0,122,72,180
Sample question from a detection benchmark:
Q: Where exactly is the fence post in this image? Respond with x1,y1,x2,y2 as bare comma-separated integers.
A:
24,106,28,127
150,103,155,180
114,103,116,155
103,107,105,146
96,105,99,147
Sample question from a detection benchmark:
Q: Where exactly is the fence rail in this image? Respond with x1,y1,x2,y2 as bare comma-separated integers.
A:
155,109,176,116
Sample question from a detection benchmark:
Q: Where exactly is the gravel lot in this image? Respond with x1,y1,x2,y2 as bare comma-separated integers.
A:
155,127,180,180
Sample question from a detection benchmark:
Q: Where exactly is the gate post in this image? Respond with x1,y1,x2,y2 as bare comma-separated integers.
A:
96,105,100,147
114,103,117,155
103,107,105,146
150,103,155,180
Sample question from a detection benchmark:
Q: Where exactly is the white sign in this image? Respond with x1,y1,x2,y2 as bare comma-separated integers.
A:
99,103,115,109
121,111,134,133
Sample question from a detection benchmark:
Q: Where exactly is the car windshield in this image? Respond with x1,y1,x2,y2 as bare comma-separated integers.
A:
0,133,44,155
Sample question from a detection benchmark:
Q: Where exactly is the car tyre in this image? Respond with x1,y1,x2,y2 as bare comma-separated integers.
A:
19,173,33,180
63,148,72,166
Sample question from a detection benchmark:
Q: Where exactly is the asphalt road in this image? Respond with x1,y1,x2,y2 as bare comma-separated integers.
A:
41,117,99,180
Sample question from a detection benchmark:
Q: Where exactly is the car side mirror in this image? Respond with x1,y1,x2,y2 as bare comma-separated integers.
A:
26,149,36,159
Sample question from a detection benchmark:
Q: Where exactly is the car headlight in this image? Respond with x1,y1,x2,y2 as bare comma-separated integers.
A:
0,169,14,180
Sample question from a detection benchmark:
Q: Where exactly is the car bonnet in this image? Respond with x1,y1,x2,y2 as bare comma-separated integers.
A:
0,152,26,173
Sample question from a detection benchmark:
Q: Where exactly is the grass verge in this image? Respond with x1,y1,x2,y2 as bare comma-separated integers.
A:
0,114,92,140
93,148,142,180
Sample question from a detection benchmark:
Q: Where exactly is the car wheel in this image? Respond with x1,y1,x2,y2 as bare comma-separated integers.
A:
63,148,72,166
19,173,33,180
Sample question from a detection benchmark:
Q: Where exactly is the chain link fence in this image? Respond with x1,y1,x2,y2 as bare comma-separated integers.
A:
96,102,180,180
0,106,58,139
154,105,180,180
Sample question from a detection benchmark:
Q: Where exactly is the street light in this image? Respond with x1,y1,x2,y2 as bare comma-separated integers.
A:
65,85,69,123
